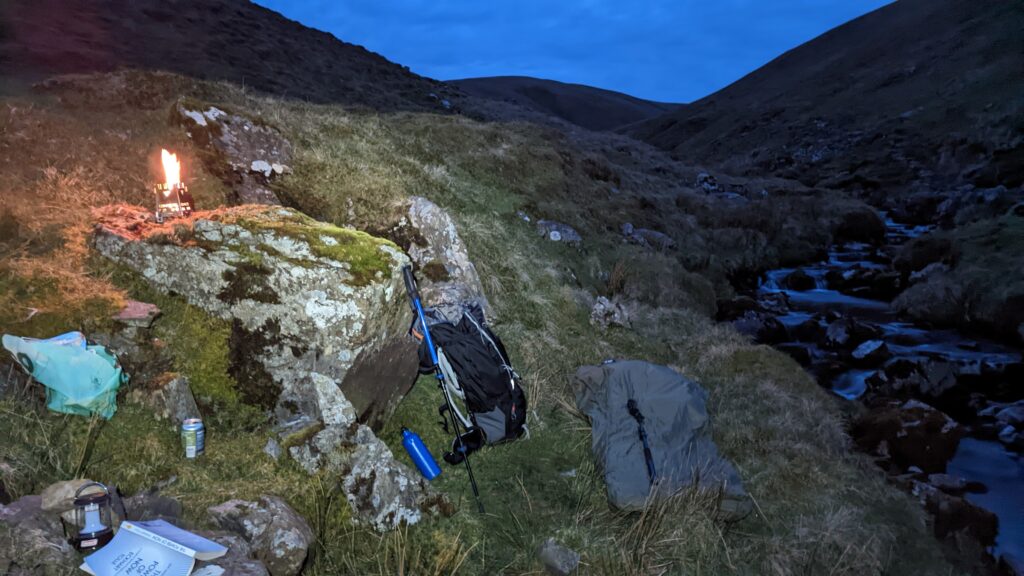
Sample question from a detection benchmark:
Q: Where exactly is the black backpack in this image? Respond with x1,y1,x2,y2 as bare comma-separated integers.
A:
414,304,528,450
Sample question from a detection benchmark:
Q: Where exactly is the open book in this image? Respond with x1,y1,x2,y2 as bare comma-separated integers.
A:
80,519,228,576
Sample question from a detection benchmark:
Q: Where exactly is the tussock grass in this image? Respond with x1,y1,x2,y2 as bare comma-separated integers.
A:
0,71,960,575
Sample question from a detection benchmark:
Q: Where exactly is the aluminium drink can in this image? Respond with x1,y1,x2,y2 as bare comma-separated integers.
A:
181,418,205,458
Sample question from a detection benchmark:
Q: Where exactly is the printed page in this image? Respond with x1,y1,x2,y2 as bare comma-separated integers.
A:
82,528,195,576
124,520,227,561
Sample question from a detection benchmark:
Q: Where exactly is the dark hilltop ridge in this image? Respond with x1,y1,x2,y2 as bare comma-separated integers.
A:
0,0,457,109
626,0,1024,203
451,75,680,131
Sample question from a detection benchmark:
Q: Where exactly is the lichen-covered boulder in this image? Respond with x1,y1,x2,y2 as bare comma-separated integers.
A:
208,496,313,576
93,205,440,529
93,204,418,427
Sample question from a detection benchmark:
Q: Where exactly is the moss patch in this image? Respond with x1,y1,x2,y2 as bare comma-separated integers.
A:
231,210,400,286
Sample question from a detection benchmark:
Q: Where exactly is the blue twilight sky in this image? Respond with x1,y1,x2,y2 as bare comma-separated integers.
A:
252,0,892,103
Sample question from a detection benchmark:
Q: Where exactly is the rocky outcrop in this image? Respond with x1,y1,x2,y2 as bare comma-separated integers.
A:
93,205,440,529
208,496,313,576
397,196,490,318
852,400,963,474
174,102,292,205
277,374,441,531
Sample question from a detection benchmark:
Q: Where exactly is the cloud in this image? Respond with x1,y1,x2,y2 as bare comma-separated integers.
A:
253,0,892,102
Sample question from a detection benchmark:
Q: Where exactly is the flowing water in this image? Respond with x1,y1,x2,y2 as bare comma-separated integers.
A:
755,218,1024,559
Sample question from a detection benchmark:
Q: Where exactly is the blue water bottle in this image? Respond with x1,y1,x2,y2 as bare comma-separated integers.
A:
402,427,442,480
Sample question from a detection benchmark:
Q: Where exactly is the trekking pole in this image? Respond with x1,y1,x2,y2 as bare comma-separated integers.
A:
627,399,657,484
403,265,485,513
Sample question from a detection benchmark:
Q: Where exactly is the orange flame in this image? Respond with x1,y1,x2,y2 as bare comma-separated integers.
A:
161,149,181,188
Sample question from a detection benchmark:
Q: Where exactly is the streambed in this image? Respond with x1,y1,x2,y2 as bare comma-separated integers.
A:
739,218,1024,562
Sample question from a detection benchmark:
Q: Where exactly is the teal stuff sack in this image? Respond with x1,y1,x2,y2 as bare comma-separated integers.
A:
2,331,127,419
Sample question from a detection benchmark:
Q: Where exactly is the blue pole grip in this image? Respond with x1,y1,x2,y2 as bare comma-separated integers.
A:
402,428,442,480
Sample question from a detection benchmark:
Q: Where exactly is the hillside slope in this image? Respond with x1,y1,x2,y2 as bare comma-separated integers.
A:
0,0,458,110
451,75,679,130
626,0,1024,201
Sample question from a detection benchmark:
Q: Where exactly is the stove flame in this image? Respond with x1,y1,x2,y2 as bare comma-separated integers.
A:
161,149,181,188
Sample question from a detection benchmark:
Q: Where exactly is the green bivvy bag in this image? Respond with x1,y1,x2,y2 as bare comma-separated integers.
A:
2,331,127,419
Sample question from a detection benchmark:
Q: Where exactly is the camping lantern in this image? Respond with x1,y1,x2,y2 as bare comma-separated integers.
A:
62,482,115,552
153,149,194,223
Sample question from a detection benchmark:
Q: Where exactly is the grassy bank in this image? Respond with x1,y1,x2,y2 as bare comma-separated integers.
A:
0,71,957,575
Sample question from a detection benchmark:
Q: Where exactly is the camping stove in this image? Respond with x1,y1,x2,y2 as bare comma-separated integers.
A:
154,149,194,223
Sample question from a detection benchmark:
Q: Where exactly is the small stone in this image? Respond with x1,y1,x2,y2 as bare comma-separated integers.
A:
113,300,161,328
998,425,1019,447
251,160,273,177
559,469,577,478
538,538,580,576
851,340,891,365
590,296,630,329
264,438,282,461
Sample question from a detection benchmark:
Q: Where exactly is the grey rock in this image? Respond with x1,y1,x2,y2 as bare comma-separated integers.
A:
40,478,94,513
697,171,719,193
0,495,80,576
536,220,582,246
128,373,200,422
124,489,183,522
995,402,1024,427
194,531,271,576
538,538,580,576
263,438,282,461
590,296,630,329
851,340,890,365
209,496,314,576
281,374,442,531
402,196,490,317
927,473,968,495
94,205,437,530
175,103,290,205
622,223,676,250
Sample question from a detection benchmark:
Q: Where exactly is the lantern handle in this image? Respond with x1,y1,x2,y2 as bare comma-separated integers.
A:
75,481,110,499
